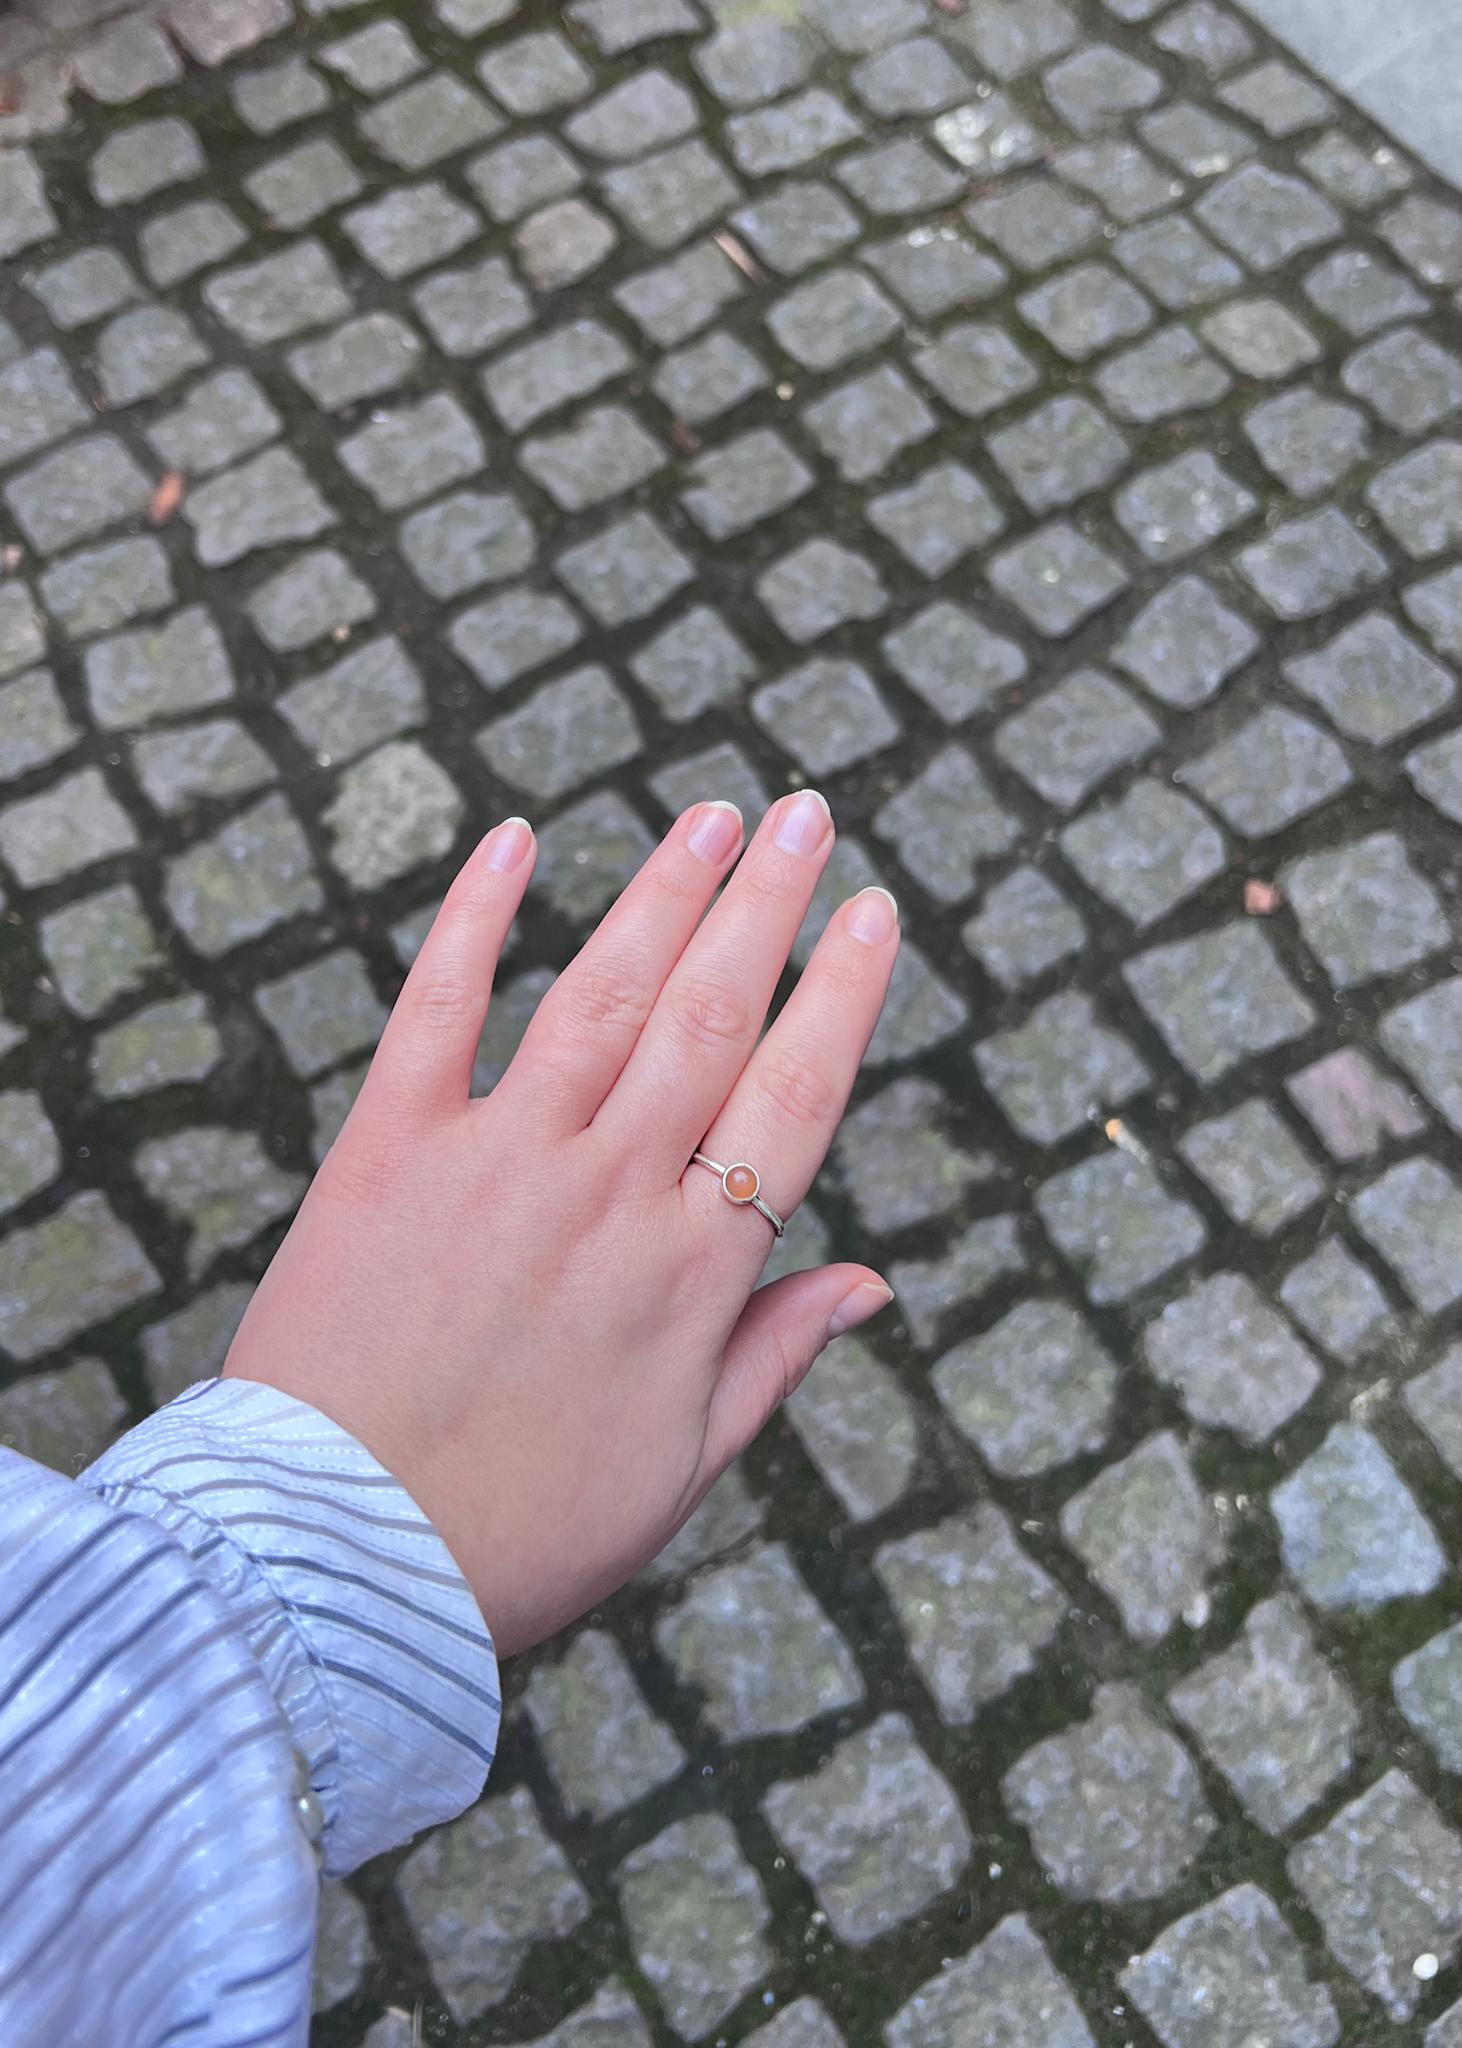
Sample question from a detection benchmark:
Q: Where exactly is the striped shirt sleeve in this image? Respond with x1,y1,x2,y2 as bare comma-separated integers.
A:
0,1376,499,2048
81,1376,501,1875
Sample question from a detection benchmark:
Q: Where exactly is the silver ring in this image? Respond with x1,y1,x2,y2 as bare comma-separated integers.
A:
690,1152,786,1237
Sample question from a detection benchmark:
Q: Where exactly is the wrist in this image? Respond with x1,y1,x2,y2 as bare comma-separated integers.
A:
82,1376,500,1873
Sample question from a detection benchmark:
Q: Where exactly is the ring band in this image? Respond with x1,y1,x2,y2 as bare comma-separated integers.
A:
690,1152,786,1237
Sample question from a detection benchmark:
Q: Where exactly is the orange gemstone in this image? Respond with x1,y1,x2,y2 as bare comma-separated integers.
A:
723,1163,759,1203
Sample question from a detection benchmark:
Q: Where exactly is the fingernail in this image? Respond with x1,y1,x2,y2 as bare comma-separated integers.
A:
827,1280,894,1340
486,816,532,872
846,886,898,945
774,789,832,857
686,800,743,864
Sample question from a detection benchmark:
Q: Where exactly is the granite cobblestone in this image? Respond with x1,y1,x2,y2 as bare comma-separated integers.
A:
4,3,1462,2041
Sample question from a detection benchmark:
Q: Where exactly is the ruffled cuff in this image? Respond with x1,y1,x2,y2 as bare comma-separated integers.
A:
82,1377,499,1876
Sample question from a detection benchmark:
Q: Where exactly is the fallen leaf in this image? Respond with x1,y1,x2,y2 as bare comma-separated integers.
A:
0,75,22,117
147,470,186,527
1244,878,1282,915
670,418,700,454
713,229,764,285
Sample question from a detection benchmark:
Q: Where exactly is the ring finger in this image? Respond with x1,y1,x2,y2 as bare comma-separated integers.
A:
684,884,900,1264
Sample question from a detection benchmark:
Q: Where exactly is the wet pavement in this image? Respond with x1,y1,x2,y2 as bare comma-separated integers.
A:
1,0,1461,2043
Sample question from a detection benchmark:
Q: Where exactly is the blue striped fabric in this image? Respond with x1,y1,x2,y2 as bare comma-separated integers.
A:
0,1377,499,2048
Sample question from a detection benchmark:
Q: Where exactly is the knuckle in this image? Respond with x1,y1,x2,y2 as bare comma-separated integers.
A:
757,1043,837,1128
673,975,753,1053
400,967,477,1035
809,950,867,1007
639,858,704,913
557,962,647,1039
730,859,785,914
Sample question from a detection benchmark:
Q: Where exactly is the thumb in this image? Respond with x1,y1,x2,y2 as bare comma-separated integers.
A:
700,1263,894,1482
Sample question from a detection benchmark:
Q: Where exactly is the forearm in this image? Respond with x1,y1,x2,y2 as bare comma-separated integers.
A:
0,1378,499,2047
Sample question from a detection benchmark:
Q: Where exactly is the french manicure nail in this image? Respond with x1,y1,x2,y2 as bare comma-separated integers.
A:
846,886,898,945
687,800,743,864
486,816,532,872
774,789,832,857
827,1280,894,1339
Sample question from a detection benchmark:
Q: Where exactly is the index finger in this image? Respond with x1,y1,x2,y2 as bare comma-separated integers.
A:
363,815,536,1120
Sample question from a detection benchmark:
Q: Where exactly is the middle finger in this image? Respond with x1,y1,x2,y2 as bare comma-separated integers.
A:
595,788,834,1175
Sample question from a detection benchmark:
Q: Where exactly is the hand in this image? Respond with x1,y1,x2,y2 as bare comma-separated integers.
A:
224,793,899,1656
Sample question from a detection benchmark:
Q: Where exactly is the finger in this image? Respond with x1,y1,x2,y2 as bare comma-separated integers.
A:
687,886,900,1255
363,816,534,1119
596,789,835,1174
699,1263,893,1480
499,799,744,1131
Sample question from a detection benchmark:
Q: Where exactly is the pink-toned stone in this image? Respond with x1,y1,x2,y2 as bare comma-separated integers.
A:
1285,1048,1425,1160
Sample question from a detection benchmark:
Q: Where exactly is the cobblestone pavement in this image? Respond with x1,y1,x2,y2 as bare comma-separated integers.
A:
2,0,1462,2042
